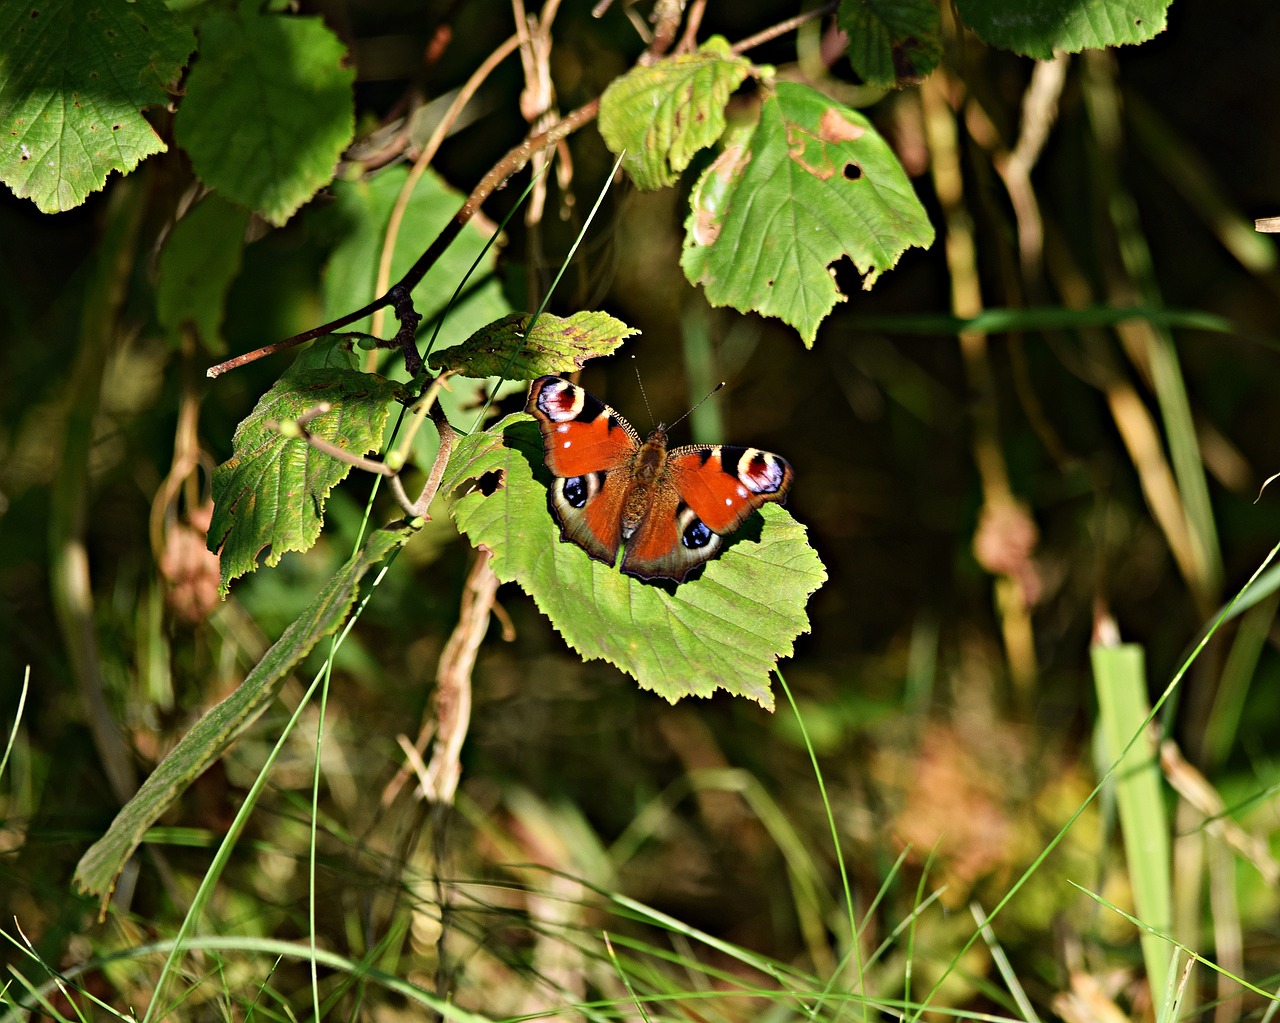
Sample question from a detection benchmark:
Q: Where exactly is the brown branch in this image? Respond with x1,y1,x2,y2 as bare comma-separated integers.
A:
677,0,708,54
421,549,500,805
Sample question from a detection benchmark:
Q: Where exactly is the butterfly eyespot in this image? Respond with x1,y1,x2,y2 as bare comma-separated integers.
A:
563,476,589,508
682,517,713,550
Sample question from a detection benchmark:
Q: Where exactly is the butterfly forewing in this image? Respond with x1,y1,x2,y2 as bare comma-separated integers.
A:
528,376,640,478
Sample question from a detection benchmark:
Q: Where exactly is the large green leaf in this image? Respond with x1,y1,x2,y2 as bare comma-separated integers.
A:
444,416,826,708
73,523,414,908
598,36,754,191
174,9,354,226
208,338,403,595
955,0,1170,59
838,0,941,87
429,311,638,379
156,193,251,354
681,82,933,346
0,0,195,212
686,80,936,353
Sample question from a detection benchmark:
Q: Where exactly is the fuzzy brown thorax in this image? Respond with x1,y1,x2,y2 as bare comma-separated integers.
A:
621,428,669,536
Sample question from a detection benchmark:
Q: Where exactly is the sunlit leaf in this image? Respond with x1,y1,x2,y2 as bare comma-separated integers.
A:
444,416,826,708
73,523,414,909
208,338,404,595
0,0,195,212
174,9,354,225
682,82,933,346
429,311,638,379
599,36,754,191
955,0,1170,59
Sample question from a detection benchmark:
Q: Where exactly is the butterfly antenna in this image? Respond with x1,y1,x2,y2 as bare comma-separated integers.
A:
666,380,726,432
632,355,658,429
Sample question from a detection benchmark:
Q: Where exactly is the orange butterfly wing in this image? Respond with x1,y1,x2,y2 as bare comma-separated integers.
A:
619,446,793,581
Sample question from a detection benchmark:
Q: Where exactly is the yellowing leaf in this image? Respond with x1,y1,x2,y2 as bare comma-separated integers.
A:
599,36,753,191
429,311,638,378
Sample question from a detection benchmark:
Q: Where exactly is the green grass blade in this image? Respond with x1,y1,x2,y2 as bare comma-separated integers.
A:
1091,643,1172,1003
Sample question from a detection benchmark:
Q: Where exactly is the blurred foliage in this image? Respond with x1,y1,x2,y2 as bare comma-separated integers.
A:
4,0,1280,1020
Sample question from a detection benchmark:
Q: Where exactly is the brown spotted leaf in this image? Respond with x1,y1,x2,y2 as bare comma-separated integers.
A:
682,82,933,346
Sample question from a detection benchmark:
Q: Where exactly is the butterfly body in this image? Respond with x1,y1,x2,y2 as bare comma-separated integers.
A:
526,375,793,582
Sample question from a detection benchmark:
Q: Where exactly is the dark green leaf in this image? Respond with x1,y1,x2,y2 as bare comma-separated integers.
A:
208,338,403,595
838,0,941,87
73,523,414,908
428,311,639,378
955,0,1170,59
156,193,251,354
322,165,510,352
599,36,753,191
444,417,826,708
174,9,354,225
682,82,934,346
0,0,195,212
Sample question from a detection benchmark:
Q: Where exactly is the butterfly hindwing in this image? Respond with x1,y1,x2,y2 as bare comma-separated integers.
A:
667,445,794,534
619,483,724,581
548,470,628,567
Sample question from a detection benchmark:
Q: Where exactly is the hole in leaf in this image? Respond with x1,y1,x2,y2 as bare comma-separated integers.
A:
473,470,505,496
843,162,862,181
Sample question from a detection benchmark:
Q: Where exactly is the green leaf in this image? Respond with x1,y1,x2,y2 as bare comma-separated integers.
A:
955,0,1170,59
838,0,941,87
156,193,251,354
444,417,826,708
682,82,933,346
428,311,639,378
73,523,414,907
599,36,753,191
208,338,403,595
0,0,195,212
322,165,510,352
174,9,354,226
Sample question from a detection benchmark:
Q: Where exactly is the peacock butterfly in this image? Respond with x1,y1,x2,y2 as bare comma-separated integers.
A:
526,375,793,583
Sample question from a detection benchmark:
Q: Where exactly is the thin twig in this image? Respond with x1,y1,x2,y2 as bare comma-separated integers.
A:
677,0,708,53
731,1,836,55
371,33,523,350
